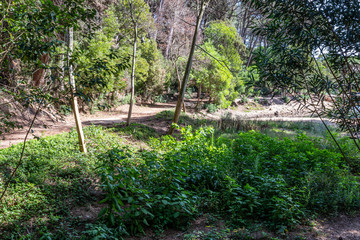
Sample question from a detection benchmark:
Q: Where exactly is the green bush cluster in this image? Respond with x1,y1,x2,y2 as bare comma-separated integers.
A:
99,127,360,234
0,126,123,239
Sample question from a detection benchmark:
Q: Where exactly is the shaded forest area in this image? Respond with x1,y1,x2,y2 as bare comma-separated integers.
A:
1,0,360,239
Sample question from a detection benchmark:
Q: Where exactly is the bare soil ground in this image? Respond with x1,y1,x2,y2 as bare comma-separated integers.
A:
1,98,359,239
0,102,175,149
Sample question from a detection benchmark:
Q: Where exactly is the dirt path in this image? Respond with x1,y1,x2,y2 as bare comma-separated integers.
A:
0,103,175,149
314,215,360,240
0,99,338,148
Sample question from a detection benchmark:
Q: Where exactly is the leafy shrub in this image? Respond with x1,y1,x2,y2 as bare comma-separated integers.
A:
99,127,360,234
205,103,219,113
98,147,199,234
59,104,72,115
120,94,131,105
240,95,249,104
153,95,168,103
282,96,290,103
82,223,128,239
135,40,166,100
0,126,123,239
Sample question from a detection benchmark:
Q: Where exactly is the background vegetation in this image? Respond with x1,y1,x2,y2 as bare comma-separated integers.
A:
1,0,360,239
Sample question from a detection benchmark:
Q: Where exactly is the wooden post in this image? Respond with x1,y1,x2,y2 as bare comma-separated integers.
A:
68,27,87,153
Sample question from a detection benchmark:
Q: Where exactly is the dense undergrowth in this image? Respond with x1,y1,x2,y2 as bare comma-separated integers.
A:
0,116,359,239
99,126,360,237
0,126,124,239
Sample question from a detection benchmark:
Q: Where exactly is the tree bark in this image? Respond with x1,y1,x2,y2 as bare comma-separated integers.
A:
126,23,138,126
165,22,175,59
174,62,186,112
168,0,207,135
153,0,165,41
165,4,179,59
32,54,50,87
68,27,87,153
246,35,260,67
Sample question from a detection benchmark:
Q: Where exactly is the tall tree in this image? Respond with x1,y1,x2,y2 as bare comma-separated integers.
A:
168,0,209,135
114,0,153,126
127,0,138,126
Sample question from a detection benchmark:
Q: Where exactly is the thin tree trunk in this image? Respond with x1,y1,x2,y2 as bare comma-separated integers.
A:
68,27,87,153
168,0,207,135
165,7,179,59
153,0,165,41
33,53,50,86
241,5,249,39
195,84,202,111
165,23,175,59
174,62,186,112
246,35,260,67
126,24,138,126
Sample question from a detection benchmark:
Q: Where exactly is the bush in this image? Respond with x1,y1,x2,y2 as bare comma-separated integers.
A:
99,127,360,234
120,94,131,104
205,103,218,113
0,126,124,239
153,95,168,103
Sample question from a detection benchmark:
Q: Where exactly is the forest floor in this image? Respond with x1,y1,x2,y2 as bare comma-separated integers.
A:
1,97,359,239
0,97,327,149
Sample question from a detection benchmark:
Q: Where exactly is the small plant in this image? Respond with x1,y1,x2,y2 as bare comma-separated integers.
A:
0,126,124,239
82,223,128,239
185,87,193,99
240,95,249,104
184,228,231,240
120,94,132,105
282,96,290,103
205,103,218,113
153,95,168,103
59,104,72,115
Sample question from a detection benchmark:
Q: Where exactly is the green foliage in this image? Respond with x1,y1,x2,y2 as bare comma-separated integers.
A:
249,0,360,140
135,40,166,100
0,112,21,135
2,0,94,64
240,66,260,95
74,25,130,107
204,20,246,73
205,103,219,113
2,120,360,238
111,123,159,141
0,0,95,132
0,126,123,239
153,94,169,103
193,21,247,108
98,146,199,234
120,94,132,104
193,42,236,108
184,228,231,240
115,0,153,38
99,127,360,234
83,223,128,240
